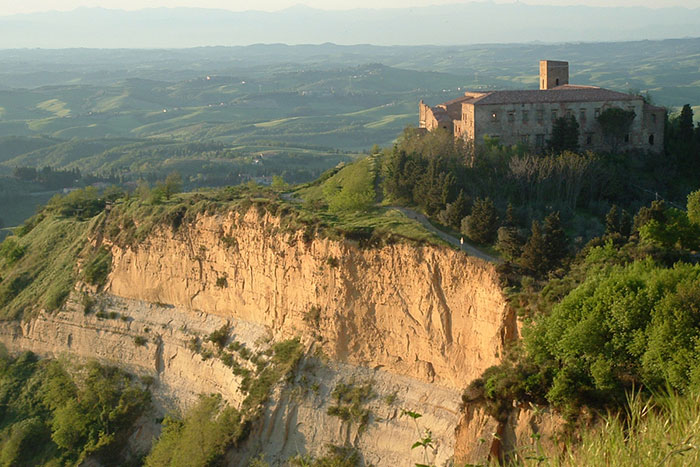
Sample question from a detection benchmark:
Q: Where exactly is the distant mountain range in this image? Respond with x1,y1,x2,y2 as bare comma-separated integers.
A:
1,4,699,48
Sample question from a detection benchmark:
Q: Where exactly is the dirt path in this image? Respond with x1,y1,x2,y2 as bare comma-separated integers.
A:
391,207,498,262
285,153,497,263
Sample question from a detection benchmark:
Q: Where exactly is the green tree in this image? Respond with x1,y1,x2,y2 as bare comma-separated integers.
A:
270,175,288,191
161,172,182,201
639,208,700,251
633,200,666,233
542,211,568,271
496,226,524,260
596,107,636,152
688,189,700,226
549,115,580,153
441,190,471,230
462,197,498,245
519,220,547,278
679,104,695,142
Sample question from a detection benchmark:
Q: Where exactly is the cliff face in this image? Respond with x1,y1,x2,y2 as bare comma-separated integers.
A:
0,206,525,464
107,208,514,389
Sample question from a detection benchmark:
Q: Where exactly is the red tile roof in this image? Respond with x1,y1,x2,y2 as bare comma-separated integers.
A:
465,85,639,106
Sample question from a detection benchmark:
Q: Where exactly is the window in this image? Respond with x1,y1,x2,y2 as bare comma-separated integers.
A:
551,110,558,122
580,109,586,121
508,111,515,122
537,110,544,123
521,134,530,144
624,134,630,143
586,133,593,145
536,134,545,147
649,134,655,145
594,108,601,118
566,109,573,118
555,78,560,86
651,113,657,124
491,112,498,122
522,110,529,123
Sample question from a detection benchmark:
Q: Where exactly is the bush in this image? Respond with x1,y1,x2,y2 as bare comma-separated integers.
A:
0,355,150,466
526,259,700,408
0,238,25,265
144,395,243,467
134,336,147,346
327,380,375,430
207,325,230,350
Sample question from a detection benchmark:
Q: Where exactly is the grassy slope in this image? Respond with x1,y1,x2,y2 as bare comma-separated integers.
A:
0,214,91,320
295,155,449,246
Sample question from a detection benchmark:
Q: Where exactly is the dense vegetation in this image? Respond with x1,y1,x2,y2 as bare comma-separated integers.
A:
0,350,150,465
145,338,303,466
437,107,700,426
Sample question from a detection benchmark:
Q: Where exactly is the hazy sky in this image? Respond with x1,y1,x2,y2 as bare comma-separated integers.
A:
2,0,699,16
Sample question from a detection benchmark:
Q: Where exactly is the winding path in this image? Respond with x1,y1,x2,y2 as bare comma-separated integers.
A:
390,206,498,263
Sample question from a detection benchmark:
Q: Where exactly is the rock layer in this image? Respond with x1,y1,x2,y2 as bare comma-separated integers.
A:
107,208,514,388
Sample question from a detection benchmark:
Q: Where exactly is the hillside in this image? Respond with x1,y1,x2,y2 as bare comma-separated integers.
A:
0,137,699,464
0,177,518,464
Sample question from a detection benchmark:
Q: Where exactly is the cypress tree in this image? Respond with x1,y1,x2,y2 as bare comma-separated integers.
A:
542,211,568,270
549,115,580,153
443,190,471,229
520,220,548,278
497,203,524,259
605,204,621,236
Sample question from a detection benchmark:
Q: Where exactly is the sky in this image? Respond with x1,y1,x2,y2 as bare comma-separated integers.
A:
1,0,699,15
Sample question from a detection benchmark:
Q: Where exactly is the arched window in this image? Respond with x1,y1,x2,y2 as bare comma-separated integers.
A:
649,134,655,145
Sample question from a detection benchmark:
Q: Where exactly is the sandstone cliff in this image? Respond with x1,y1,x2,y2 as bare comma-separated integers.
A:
107,207,515,389
0,206,525,465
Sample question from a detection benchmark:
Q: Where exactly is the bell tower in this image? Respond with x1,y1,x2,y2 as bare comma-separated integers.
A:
539,60,569,90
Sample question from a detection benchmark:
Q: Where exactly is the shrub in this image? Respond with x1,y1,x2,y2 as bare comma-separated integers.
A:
144,395,243,467
327,380,375,430
134,336,147,346
0,238,25,265
207,325,230,350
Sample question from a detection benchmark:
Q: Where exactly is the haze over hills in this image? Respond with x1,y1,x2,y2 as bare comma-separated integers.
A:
1,3,700,48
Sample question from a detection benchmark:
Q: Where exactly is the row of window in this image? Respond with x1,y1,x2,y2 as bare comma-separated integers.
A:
488,106,648,124
498,132,655,146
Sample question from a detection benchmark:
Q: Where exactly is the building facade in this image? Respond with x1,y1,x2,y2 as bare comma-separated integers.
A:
419,61,665,152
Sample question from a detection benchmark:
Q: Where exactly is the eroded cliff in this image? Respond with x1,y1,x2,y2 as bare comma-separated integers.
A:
0,205,523,465
106,207,515,389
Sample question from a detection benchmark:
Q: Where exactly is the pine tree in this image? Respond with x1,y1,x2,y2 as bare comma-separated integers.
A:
504,203,518,228
549,115,580,153
519,220,548,278
679,104,695,142
497,203,523,259
542,211,568,270
605,204,621,235
462,197,499,245
620,209,632,238
443,190,471,229
497,226,524,260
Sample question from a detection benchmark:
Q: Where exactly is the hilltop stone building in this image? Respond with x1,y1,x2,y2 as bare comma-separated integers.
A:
419,60,665,152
